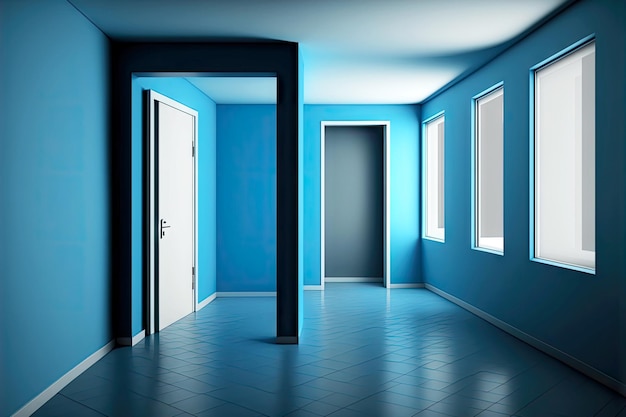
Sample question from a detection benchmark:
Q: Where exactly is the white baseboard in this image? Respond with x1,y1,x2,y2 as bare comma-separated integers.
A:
304,285,323,290
132,330,145,346
276,336,298,344
425,283,626,397
388,283,425,289
13,340,115,417
325,277,383,283
197,293,216,310
306,283,423,290
116,329,145,347
217,292,276,297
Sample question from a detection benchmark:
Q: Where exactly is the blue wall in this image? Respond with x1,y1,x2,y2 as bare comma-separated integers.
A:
131,77,217,335
0,1,111,415
216,105,277,292
303,105,421,286
421,0,625,384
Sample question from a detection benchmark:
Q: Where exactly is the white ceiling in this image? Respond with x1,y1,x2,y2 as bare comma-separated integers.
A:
69,0,570,104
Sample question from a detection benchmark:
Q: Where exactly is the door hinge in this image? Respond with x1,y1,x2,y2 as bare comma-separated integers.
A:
192,143,195,157
192,266,196,289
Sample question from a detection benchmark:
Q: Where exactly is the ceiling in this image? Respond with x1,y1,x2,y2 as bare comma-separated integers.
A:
69,0,571,104
186,77,277,105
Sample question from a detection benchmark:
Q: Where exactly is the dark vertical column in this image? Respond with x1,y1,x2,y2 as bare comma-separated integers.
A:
110,41,132,339
275,50,300,343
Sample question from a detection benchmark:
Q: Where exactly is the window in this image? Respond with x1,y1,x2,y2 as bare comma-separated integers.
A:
533,39,595,272
423,113,445,241
474,85,504,253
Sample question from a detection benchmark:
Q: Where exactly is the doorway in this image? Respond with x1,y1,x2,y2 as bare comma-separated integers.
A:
115,42,301,344
321,122,390,288
146,90,198,334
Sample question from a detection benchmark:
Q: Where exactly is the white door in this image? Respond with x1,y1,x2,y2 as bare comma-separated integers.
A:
148,91,196,332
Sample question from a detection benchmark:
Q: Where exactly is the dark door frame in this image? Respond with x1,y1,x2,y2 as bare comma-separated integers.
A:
110,41,301,344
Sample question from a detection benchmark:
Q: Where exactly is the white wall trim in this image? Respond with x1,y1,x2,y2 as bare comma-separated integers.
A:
116,329,145,347
308,282,423,289
321,121,391,289
12,340,115,417
388,283,425,289
197,292,217,310
425,283,626,397
325,277,383,283
132,330,145,346
304,285,324,290
217,292,277,297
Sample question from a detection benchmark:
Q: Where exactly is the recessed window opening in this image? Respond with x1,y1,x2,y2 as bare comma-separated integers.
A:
533,40,595,272
423,114,445,241
474,86,504,253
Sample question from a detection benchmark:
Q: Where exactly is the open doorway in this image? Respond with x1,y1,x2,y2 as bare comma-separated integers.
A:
142,75,277,336
321,122,390,289
114,41,301,345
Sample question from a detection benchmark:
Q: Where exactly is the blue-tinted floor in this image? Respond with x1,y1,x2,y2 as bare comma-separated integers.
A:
34,283,625,417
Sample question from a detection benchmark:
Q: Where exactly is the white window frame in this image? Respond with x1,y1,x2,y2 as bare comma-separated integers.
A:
472,83,504,255
530,36,596,274
422,112,445,242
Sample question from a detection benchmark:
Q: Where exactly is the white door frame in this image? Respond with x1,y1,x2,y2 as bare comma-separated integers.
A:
146,90,199,335
320,121,391,289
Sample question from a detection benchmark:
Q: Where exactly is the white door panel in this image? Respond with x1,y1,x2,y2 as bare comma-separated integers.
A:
157,101,194,331
147,90,197,334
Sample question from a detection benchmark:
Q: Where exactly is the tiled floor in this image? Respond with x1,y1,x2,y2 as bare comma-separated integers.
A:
34,283,625,417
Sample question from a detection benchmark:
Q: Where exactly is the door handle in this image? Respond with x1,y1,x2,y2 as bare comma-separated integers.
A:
160,219,171,239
